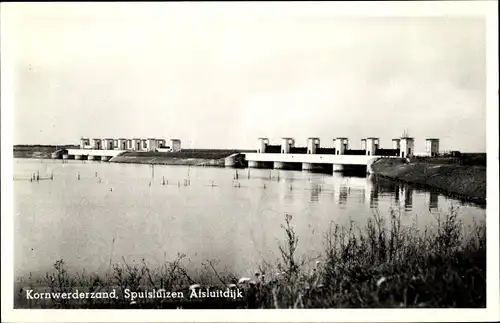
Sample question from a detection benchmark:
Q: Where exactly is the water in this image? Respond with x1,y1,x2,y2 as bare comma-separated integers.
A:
13,158,485,280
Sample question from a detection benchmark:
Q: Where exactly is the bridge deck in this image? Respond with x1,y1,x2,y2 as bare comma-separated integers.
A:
244,153,385,165
67,149,126,157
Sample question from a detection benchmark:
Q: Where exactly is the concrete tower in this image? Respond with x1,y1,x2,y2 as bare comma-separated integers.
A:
425,138,440,157
91,138,102,150
400,136,415,158
307,137,320,154
156,139,166,149
117,138,127,150
80,138,90,149
102,138,114,150
361,139,367,150
366,137,379,156
170,139,181,152
146,138,158,152
334,137,349,155
131,138,141,151
281,138,295,154
392,139,401,150
257,138,269,153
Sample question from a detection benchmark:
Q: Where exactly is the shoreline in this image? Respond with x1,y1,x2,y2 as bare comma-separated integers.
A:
371,158,486,205
14,148,487,205
13,155,227,167
13,211,486,309
110,156,226,167
13,147,244,167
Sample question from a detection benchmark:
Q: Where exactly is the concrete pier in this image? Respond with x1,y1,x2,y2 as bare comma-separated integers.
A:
66,149,125,162
225,159,236,167
224,153,241,168
302,162,314,171
302,163,332,172
333,164,344,172
366,159,375,174
245,152,383,171
274,161,294,170
51,151,63,159
248,160,262,168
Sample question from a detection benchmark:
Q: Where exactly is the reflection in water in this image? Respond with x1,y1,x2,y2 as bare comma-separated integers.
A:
429,191,439,210
394,183,400,203
370,184,379,209
370,176,415,211
310,185,320,203
338,186,348,205
359,188,366,204
401,186,413,211
13,159,485,280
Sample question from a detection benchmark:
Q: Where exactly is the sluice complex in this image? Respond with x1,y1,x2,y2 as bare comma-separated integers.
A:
50,134,440,174
51,138,181,161
241,136,439,173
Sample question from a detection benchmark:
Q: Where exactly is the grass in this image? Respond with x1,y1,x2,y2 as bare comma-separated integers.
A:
13,145,80,159
371,158,486,204
121,150,244,159
15,207,486,309
410,153,486,167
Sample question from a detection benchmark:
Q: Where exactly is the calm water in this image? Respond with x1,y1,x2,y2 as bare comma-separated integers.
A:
14,158,485,280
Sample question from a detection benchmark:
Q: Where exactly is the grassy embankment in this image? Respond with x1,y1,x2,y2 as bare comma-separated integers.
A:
15,207,485,309
371,154,486,205
13,145,253,166
13,145,79,159
110,150,252,167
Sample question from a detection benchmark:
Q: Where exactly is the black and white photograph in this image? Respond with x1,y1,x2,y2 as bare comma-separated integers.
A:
1,1,499,322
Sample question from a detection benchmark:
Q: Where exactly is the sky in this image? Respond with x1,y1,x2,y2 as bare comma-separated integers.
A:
4,3,487,152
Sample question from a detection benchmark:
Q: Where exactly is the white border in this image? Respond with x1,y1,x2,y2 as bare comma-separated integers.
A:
1,1,499,322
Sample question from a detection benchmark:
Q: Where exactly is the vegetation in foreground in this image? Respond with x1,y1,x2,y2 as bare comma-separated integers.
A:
15,207,486,309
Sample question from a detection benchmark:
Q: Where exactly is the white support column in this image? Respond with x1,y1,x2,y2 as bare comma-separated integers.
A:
248,160,261,168
302,162,314,171
333,164,344,172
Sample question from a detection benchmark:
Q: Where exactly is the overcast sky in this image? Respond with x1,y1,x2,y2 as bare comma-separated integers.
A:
6,3,487,152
